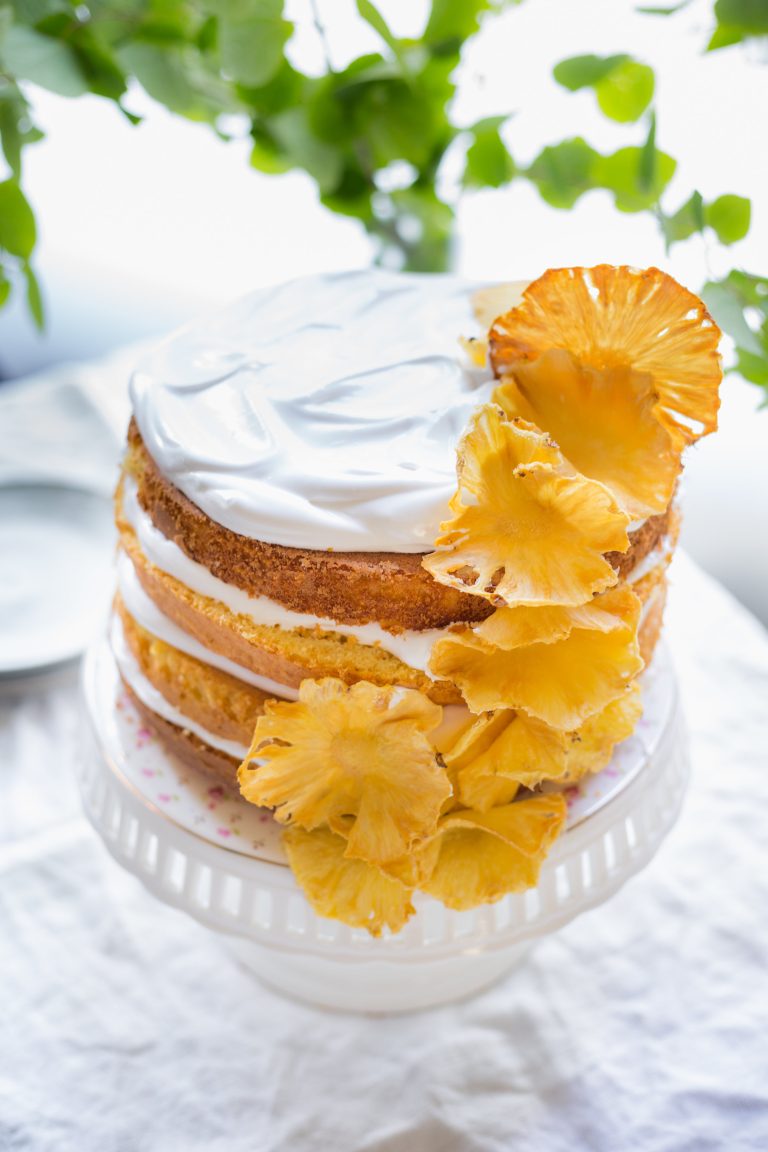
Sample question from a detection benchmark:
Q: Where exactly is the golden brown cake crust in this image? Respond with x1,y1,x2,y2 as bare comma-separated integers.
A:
116,596,268,744
124,681,241,787
125,419,670,632
117,521,464,705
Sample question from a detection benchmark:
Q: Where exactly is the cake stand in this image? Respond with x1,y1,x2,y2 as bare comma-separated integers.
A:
77,640,689,1013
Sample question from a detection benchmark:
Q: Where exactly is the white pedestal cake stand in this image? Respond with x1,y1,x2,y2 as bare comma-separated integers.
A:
77,640,689,1013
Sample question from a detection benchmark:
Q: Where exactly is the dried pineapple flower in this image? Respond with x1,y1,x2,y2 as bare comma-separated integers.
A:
238,678,450,866
283,826,415,937
430,584,643,729
489,265,722,517
444,709,569,811
419,794,567,911
423,404,630,607
444,682,643,810
563,680,643,782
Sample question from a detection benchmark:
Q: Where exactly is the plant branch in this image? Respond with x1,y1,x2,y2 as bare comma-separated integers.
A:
309,0,335,74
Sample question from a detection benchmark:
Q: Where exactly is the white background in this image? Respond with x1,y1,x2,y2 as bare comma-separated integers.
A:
0,0,766,620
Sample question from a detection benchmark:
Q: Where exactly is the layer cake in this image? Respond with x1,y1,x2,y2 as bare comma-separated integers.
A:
110,266,720,934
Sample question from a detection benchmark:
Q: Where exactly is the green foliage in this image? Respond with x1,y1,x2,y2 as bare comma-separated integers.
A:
527,138,597,208
525,134,675,213
554,54,654,122
0,0,763,394
218,3,291,87
0,178,35,257
464,117,515,188
706,193,752,244
661,190,706,246
703,272,768,390
659,191,751,249
636,2,693,13
709,0,768,49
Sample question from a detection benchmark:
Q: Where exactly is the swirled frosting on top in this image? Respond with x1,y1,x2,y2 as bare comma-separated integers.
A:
130,270,497,553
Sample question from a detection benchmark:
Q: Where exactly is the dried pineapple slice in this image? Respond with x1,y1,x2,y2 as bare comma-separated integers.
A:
489,266,722,516
423,405,629,607
283,826,415,937
445,709,568,810
420,794,567,911
563,680,643,782
238,678,450,866
430,584,642,729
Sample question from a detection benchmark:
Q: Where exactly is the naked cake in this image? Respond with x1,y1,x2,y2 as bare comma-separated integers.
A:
111,266,721,934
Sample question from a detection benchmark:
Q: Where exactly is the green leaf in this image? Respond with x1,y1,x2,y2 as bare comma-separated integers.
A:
321,165,373,222
249,125,291,174
0,180,36,258
702,271,768,389
638,108,657,192
705,193,751,245
328,70,439,169
117,43,228,120
463,117,515,188
735,347,768,387
71,33,127,102
707,23,746,48
661,190,705,247
268,106,343,192
118,103,143,126
423,0,491,55
636,1,692,13
203,0,283,16
554,53,655,123
236,60,303,115
219,12,291,87
527,137,598,209
595,60,655,123
356,0,400,56
2,25,88,98
702,277,763,356
595,145,676,211
714,0,768,33
708,0,768,47
553,54,628,92
0,267,10,309
23,260,43,329
0,99,23,177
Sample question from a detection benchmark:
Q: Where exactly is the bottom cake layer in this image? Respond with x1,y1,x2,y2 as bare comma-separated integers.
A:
125,682,241,785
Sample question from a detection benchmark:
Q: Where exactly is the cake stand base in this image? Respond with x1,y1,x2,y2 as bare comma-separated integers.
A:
224,935,533,1014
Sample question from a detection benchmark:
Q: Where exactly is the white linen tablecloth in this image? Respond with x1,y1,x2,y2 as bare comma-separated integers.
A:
1,368,768,1151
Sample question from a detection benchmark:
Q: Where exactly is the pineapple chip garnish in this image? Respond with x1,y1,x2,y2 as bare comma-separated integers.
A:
430,585,643,729
489,265,722,517
283,826,416,937
442,683,643,812
423,405,630,607
562,681,643,783
443,708,566,810
238,678,451,867
419,794,567,911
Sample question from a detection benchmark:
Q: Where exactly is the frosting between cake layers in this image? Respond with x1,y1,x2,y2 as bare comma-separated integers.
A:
120,478,444,672
129,270,496,553
111,614,250,760
117,552,300,700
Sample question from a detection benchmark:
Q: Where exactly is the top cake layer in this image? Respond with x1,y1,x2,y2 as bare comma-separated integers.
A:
130,270,503,553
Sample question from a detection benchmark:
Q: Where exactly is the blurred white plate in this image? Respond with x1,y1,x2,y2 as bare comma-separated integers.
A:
0,482,114,675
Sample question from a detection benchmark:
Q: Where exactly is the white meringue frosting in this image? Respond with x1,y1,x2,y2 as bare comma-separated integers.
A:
130,269,496,553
